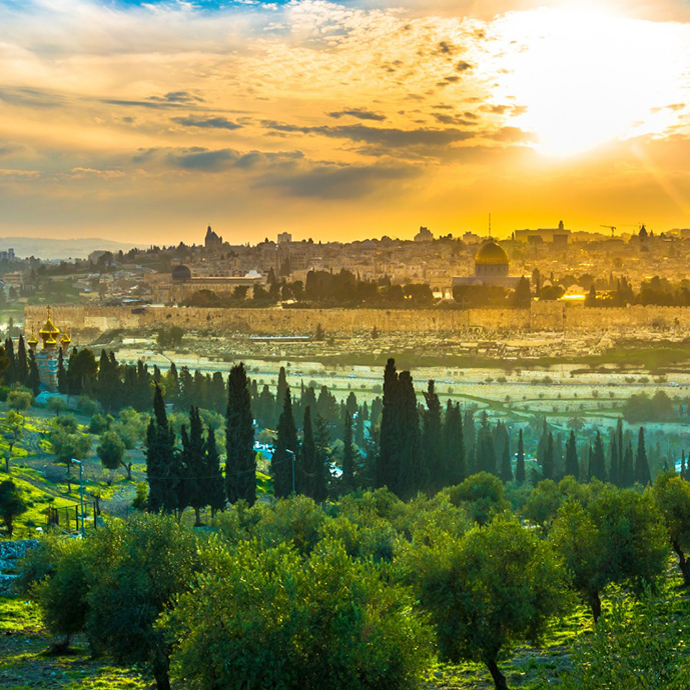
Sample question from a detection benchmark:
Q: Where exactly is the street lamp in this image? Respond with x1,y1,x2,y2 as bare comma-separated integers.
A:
72,459,85,536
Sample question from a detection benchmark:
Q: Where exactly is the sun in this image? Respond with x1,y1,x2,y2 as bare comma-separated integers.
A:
491,6,688,156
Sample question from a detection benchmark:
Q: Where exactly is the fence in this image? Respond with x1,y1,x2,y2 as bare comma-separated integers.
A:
47,501,99,532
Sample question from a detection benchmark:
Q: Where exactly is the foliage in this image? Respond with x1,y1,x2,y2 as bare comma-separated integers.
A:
445,472,510,525
405,514,567,690
653,472,690,585
551,590,690,689
0,478,27,535
164,538,432,690
7,389,32,411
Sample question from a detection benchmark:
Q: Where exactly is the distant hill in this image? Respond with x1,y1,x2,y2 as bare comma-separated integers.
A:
0,237,146,260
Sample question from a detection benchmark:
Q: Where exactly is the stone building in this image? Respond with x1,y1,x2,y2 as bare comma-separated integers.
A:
452,240,524,289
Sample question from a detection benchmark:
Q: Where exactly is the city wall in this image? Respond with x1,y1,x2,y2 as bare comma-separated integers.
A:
24,303,690,338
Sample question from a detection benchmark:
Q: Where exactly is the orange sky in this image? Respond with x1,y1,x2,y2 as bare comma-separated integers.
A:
1,0,689,245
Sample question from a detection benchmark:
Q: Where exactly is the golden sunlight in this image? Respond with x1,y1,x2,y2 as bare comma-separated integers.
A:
491,6,689,156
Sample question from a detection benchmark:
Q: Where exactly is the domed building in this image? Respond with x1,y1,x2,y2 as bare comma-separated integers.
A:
452,240,524,289
172,264,192,282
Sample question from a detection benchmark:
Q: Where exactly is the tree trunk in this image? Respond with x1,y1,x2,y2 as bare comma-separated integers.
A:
672,541,690,587
589,590,602,623
194,506,201,527
486,659,509,690
152,650,171,690
4,456,8,473
126,463,132,481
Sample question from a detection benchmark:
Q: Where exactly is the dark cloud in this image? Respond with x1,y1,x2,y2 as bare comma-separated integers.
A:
327,107,386,122
436,41,455,55
164,147,303,172
0,88,62,109
171,115,242,130
433,113,476,126
150,91,204,104
257,164,418,199
456,61,473,72
260,121,475,148
102,99,189,109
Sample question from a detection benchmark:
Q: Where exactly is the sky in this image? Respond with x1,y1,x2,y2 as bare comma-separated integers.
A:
1,0,690,244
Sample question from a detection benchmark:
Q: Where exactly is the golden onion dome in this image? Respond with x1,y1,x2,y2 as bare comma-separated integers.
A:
475,241,509,267
39,307,60,338
27,329,39,348
60,332,71,347
44,335,57,347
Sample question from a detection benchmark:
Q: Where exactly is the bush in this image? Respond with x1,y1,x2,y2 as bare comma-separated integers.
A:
7,389,32,411
165,539,432,690
78,396,98,416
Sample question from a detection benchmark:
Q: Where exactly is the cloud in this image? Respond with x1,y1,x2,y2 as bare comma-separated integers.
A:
171,115,242,129
0,88,63,109
261,121,476,148
164,147,304,171
257,163,419,199
150,91,204,103
327,107,387,121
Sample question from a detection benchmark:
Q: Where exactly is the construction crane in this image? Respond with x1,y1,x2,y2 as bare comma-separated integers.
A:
600,224,616,236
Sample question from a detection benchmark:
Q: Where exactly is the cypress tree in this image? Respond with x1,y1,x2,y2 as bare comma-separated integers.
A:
275,365,288,426
609,433,620,487
376,358,400,491
515,428,526,484
3,338,15,385
57,348,67,394
397,370,421,499
181,406,208,525
476,413,496,475
314,413,331,499
591,431,607,482
443,402,466,486
16,335,28,387
145,384,177,513
204,426,225,516
500,430,513,482
165,362,180,406
422,380,443,492
226,363,256,506
301,406,321,498
635,426,652,485
621,441,634,486
341,408,355,492
542,431,554,480
564,430,579,479
27,349,40,395
463,410,476,474
273,386,298,498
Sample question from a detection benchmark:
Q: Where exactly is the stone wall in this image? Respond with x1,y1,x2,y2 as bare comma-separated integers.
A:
24,302,690,338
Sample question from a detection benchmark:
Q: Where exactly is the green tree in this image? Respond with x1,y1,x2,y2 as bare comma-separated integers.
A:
273,387,299,498
443,402,466,486
408,515,566,690
165,538,431,690
564,429,579,479
27,349,40,395
0,479,27,536
7,389,32,411
1,410,23,473
515,428,526,484
341,408,355,492
447,472,509,526
635,426,652,485
551,487,669,621
49,425,92,474
96,430,131,479
653,472,690,586
225,363,256,506
85,515,200,690
422,379,443,492
523,479,562,534
554,591,690,690
145,384,178,513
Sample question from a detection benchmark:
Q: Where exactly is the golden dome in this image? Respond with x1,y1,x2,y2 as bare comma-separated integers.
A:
39,307,60,338
60,332,71,347
44,335,57,348
475,241,509,267
27,328,39,348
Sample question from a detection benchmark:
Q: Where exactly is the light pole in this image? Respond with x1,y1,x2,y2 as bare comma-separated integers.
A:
286,449,296,494
72,459,85,536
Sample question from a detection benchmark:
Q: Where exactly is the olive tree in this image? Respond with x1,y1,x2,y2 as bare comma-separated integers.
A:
0,479,27,536
96,430,132,480
551,487,669,621
164,538,432,690
406,514,567,690
653,471,690,586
